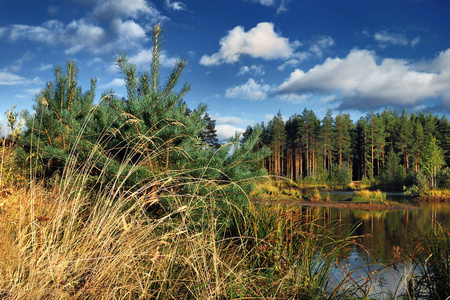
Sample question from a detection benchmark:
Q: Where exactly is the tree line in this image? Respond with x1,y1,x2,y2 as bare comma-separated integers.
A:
242,108,450,190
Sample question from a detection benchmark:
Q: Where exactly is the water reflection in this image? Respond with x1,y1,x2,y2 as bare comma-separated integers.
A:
290,192,450,296
300,194,450,263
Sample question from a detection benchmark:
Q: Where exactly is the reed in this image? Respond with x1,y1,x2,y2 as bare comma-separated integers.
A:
406,222,450,299
0,116,363,299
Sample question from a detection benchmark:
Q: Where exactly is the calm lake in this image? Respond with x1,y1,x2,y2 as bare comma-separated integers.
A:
289,192,450,297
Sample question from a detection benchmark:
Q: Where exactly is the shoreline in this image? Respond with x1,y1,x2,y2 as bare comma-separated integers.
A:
252,198,420,211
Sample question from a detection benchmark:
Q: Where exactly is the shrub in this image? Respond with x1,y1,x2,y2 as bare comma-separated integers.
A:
404,171,429,196
331,163,351,187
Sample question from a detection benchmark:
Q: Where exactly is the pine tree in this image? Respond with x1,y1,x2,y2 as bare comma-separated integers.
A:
320,109,334,176
333,113,352,173
268,111,286,176
437,115,450,167
395,109,413,173
200,113,220,149
17,62,97,177
299,109,319,177
286,114,303,180
411,115,424,174
366,112,387,177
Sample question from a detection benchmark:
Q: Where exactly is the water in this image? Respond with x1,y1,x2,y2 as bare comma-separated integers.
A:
290,192,450,297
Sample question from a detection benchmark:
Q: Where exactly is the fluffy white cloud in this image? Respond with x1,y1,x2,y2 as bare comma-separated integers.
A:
7,20,107,54
215,124,245,141
112,19,146,39
65,20,106,54
277,49,450,110
165,0,187,11
200,22,297,66
238,64,265,76
428,49,450,72
5,16,151,55
9,20,64,44
225,78,271,100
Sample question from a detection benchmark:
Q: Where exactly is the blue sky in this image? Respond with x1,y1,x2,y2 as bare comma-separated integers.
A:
1,0,450,139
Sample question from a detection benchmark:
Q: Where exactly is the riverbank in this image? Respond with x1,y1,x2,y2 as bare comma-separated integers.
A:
253,197,419,211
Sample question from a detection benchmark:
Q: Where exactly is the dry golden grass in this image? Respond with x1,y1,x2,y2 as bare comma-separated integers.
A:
0,176,238,299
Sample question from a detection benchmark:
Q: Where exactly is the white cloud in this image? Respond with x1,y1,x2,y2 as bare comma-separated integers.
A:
374,31,408,47
0,71,40,86
112,18,146,39
65,20,105,54
238,64,265,76
165,0,187,11
309,36,334,57
9,20,65,44
5,16,152,55
200,22,297,66
429,49,450,72
90,0,162,19
277,49,450,110
216,124,245,141
7,20,108,55
225,78,271,101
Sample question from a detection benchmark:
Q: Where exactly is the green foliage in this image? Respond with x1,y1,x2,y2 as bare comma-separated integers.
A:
437,167,450,189
421,135,446,188
331,163,351,187
16,62,97,178
378,149,406,191
404,171,429,196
